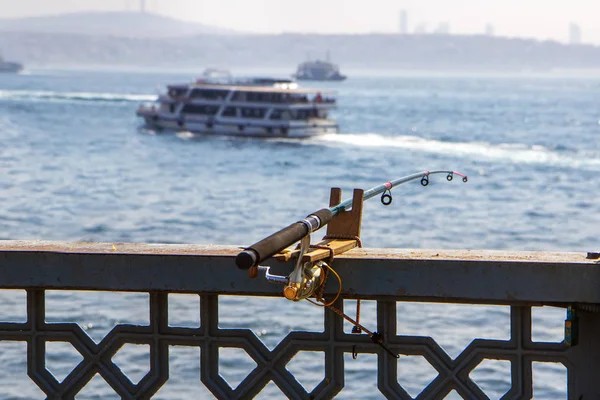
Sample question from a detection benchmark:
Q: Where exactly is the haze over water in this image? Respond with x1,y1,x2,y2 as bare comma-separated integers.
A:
2,0,600,43
1,67,598,397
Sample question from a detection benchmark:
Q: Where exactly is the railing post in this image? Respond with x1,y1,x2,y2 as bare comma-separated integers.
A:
567,309,600,399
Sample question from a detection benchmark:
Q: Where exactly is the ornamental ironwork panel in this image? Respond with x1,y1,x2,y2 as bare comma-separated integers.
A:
0,290,571,399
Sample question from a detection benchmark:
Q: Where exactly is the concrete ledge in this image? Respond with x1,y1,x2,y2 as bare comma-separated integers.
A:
0,240,598,305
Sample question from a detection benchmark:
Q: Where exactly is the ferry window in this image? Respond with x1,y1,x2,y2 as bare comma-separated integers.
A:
190,89,228,100
291,95,309,103
241,107,266,119
270,109,281,120
181,104,219,115
168,88,186,98
280,110,291,120
232,92,247,102
211,90,228,100
291,109,317,120
222,107,237,117
257,93,271,102
292,110,309,120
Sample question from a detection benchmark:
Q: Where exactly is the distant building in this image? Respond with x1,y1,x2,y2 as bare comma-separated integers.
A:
399,10,408,34
414,23,427,34
485,23,495,36
434,22,450,35
569,23,582,44
140,0,146,13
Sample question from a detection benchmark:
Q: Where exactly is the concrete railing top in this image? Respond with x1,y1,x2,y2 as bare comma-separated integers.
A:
0,240,598,306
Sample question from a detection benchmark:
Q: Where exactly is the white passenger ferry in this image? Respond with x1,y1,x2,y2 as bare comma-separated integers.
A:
136,72,338,138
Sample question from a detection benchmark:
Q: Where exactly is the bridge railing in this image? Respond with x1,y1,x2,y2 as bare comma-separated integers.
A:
0,241,598,399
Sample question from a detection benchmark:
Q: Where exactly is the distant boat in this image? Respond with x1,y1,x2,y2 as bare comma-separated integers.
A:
0,55,23,73
293,52,346,82
136,69,339,138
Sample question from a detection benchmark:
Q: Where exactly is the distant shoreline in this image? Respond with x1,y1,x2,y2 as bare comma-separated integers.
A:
13,64,600,79
2,13,600,72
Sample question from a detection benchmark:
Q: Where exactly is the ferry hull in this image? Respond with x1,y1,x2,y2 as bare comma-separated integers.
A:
0,63,23,73
138,113,338,139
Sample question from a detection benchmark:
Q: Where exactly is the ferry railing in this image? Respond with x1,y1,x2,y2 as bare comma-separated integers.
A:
0,241,598,399
158,96,336,106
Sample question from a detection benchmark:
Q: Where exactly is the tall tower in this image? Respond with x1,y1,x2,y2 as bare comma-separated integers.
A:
399,10,408,34
140,0,146,13
485,23,495,36
569,23,582,44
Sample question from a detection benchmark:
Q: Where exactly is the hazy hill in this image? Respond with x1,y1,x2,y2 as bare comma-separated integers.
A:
1,30,600,72
0,11,237,38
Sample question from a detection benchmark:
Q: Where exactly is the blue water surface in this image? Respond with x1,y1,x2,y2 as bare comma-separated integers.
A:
1,67,598,398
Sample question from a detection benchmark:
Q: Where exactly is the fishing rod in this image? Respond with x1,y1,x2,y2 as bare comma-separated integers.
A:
236,169,467,358
235,169,468,270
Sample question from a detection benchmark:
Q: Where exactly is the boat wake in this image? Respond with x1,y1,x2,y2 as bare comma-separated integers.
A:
314,133,600,169
0,90,155,104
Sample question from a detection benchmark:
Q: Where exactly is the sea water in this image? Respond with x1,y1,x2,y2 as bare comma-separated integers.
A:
1,68,599,398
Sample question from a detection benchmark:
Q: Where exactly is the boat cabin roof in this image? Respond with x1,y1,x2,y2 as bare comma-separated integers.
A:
200,84,335,94
168,83,335,95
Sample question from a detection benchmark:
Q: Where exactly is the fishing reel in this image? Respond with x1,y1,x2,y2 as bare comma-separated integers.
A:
258,235,328,302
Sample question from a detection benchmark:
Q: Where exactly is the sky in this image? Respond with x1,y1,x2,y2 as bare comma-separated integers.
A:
1,0,600,44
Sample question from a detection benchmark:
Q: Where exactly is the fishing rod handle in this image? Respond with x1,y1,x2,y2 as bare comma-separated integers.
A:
235,208,333,270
